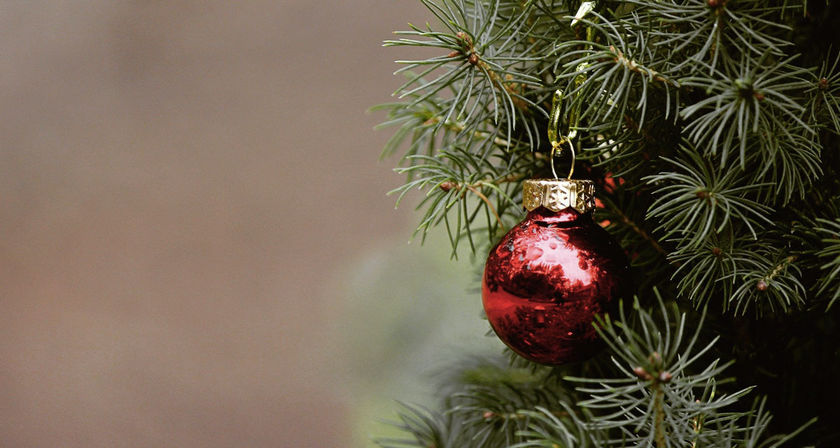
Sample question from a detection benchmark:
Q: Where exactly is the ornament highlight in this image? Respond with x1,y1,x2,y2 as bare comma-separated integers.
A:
482,179,632,365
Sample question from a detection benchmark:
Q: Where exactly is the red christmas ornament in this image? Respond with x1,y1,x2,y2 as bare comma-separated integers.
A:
482,179,632,365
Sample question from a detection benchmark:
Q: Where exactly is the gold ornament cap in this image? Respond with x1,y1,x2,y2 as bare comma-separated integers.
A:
523,179,595,214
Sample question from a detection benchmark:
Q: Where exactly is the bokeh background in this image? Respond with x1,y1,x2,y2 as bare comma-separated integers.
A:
0,2,501,447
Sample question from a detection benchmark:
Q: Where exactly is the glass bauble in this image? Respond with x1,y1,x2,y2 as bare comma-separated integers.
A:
482,181,632,365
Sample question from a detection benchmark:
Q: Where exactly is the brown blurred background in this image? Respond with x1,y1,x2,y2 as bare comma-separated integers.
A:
0,1,499,447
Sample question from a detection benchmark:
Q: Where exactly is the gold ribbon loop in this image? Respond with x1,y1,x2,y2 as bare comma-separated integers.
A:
548,89,576,180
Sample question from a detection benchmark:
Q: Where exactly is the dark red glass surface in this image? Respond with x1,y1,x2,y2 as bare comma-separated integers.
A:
482,207,632,365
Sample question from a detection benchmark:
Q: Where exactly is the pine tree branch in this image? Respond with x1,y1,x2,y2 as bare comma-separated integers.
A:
377,0,840,444
610,44,680,88
606,199,669,258
465,184,505,231
424,115,518,148
762,255,797,285
652,381,667,448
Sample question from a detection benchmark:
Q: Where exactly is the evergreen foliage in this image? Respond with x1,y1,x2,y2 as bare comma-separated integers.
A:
375,0,840,446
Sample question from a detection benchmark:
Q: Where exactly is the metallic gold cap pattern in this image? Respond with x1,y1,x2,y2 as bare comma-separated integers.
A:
523,179,595,214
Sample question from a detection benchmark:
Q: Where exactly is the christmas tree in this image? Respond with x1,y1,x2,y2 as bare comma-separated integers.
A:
374,1,840,446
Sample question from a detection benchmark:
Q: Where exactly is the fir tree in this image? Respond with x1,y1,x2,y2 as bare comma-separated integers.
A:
375,1,840,446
